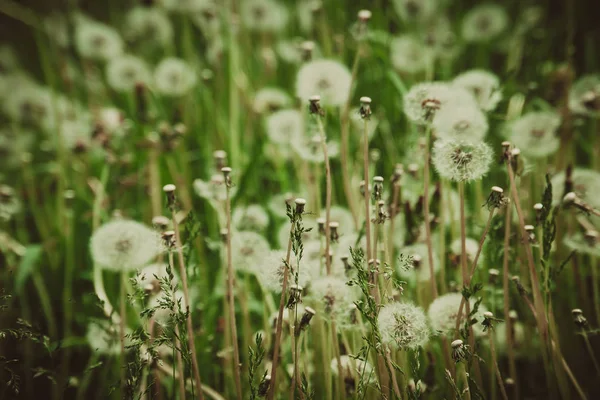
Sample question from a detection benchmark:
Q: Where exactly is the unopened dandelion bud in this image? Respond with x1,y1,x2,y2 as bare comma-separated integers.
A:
451,339,468,362
286,284,303,309
221,167,232,187
488,268,499,284
317,218,326,235
296,307,316,336
486,186,507,209
308,95,322,115
373,176,384,200
213,150,227,170
572,308,589,329
162,230,176,248
329,221,339,243
408,163,419,177
359,96,372,119
220,228,229,243
163,184,176,209
584,230,599,246
357,9,372,22
152,216,170,231
294,197,306,215
258,375,271,397
300,41,315,61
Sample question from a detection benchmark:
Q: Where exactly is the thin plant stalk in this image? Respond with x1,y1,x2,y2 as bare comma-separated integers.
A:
268,222,295,400
170,211,206,400
363,118,372,262
331,321,345,399
168,252,189,400
385,348,402,400
581,332,600,377
223,184,242,400
488,331,509,400
501,202,518,396
120,269,128,398
423,126,438,299
316,116,333,275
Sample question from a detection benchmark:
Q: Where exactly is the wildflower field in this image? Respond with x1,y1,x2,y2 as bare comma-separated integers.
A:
1,0,600,399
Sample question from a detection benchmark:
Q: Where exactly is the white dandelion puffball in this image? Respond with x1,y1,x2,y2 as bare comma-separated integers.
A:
462,4,509,43
291,134,340,164
296,59,352,106
232,204,270,233
398,243,440,284
392,0,436,23
422,16,461,61
453,70,502,112
265,109,303,145
255,250,313,293
449,237,481,265
277,219,315,249
564,232,600,258
106,55,152,92
98,107,126,137
507,111,561,159
191,1,221,38
124,6,173,48
390,35,433,75
330,355,376,383
551,168,600,209
90,219,162,270
378,302,430,349
150,290,186,325
3,83,53,128
307,276,357,325
154,58,197,96
254,87,292,114
193,174,236,204
432,139,493,182
87,320,131,355
57,118,93,150
403,82,476,125
240,0,289,33
136,262,178,291
428,292,488,337
231,230,271,272
569,75,600,117
431,104,489,141
162,0,211,12
75,19,124,61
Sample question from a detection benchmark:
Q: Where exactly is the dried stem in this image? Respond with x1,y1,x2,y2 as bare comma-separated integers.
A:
268,223,294,399
502,203,518,396
363,118,372,262
120,269,127,398
168,252,189,400
385,348,402,400
223,184,242,400
488,331,509,400
423,126,438,299
316,116,332,275
171,210,206,400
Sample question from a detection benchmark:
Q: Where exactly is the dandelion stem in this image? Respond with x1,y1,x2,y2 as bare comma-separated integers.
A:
316,116,333,275
423,126,438,299
581,332,600,377
168,252,188,400
268,221,295,400
119,269,127,398
223,184,242,400
363,119,372,262
385,348,402,400
489,331,509,400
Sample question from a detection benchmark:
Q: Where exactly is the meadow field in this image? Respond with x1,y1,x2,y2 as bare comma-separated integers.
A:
0,0,599,399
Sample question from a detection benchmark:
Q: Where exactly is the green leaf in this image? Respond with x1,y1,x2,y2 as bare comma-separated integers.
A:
15,245,43,294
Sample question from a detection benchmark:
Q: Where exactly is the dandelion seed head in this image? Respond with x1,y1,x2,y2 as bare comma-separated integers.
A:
254,87,292,114
432,104,489,141
564,232,600,257
232,204,270,233
231,231,271,272
392,0,436,22
330,355,376,383
403,82,476,125
90,219,162,270
449,237,481,265
136,262,178,293
291,133,340,163
265,109,303,145
154,58,197,96
378,301,430,349
390,35,434,75
106,55,152,92
432,139,493,182
551,168,600,209
422,16,461,61
75,19,124,61
569,75,600,117
296,59,352,107
453,70,502,112
124,6,173,48
428,292,488,337
255,250,313,292
507,111,561,159
461,4,508,43
240,0,289,33
86,320,132,355
307,276,357,325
